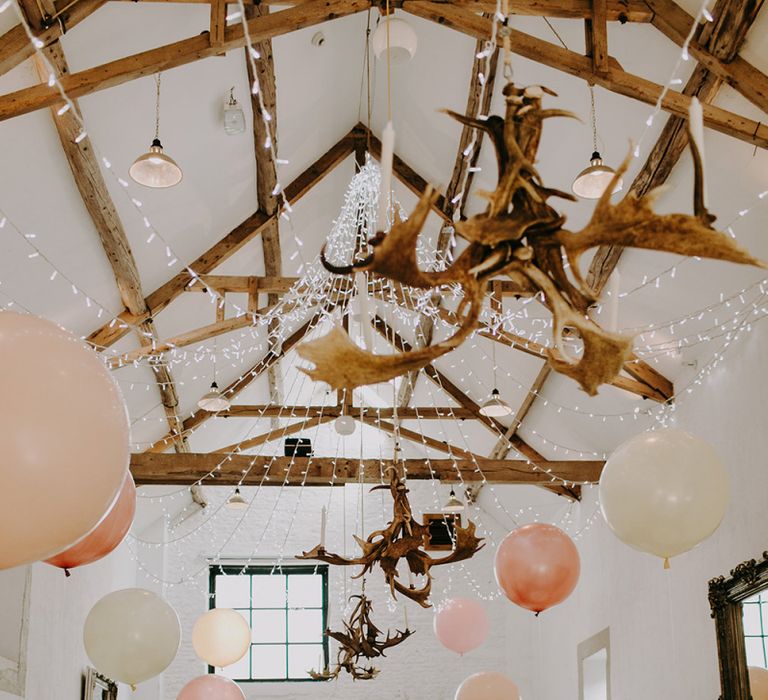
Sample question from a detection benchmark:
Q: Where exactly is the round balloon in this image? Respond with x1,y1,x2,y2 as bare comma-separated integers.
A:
46,473,136,574
434,598,489,655
455,671,520,700
0,312,129,569
750,667,768,700
84,588,181,688
177,675,245,700
494,524,580,614
599,429,729,563
192,608,251,668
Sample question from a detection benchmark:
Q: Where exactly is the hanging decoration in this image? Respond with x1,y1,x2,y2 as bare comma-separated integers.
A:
83,588,181,691
0,311,129,570
298,467,484,608
599,428,729,567
45,473,136,576
177,675,246,700
311,593,412,681
494,523,580,614
455,671,521,700
433,597,489,655
191,608,251,668
297,82,766,397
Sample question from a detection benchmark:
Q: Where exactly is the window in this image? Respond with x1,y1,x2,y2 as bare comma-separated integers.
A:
209,565,329,682
743,591,768,668
578,628,610,700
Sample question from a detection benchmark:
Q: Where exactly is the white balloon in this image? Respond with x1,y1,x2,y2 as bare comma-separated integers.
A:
84,588,181,688
192,608,251,668
599,429,729,562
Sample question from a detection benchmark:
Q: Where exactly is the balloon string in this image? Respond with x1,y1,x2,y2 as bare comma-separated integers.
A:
665,565,678,695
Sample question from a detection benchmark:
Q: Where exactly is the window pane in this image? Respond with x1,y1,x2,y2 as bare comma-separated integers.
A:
288,574,323,608
214,575,250,608
761,601,768,633
288,609,324,643
252,609,286,643
744,603,763,636
288,643,325,679
745,636,767,667
252,644,287,680
253,575,286,608
218,650,250,680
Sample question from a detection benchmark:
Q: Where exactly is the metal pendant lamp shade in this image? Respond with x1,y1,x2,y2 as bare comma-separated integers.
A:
197,381,230,412
442,488,465,514
572,151,623,200
129,138,183,188
479,388,513,417
372,15,418,63
130,72,182,188
226,488,248,511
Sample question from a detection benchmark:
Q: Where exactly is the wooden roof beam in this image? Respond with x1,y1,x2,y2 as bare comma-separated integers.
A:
401,2,768,149
131,453,605,486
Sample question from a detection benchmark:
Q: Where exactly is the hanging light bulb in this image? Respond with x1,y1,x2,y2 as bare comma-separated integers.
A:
130,73,183,188
197,381,230,412
335,414,356,436
226,488,248,511
442,487,465,514
572,86,622,199
372,13,418,63
223,86,245,135
479,388,512,417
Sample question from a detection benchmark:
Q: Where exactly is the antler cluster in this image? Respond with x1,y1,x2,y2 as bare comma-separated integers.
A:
310,594,412,681
297,82,765,396
298,468,484,608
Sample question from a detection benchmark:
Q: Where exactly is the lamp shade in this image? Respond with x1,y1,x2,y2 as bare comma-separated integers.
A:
335,415,356,436
372,16,418,63
197,382,230,412
129,139,183,188
479,389,512,417
442,489,465,514
226,488,248,511
572,151,622,199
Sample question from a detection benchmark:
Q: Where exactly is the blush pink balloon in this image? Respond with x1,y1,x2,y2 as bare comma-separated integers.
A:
46,473,136,574
749,667,768,700
494,524,580,614
177,675,245,700
455,671,520,700
434,598,489,655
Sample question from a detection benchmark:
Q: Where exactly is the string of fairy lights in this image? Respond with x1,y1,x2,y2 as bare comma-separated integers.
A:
1,0,765,607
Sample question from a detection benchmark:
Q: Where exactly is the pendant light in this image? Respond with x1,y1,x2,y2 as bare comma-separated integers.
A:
372,11,417,64
442,487,465,514
479,341,512,417
226,488,248,511
572,86,622,200
129,73,183,188
198,342,230,412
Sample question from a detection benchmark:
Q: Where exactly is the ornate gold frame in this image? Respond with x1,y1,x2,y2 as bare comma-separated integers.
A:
709,552,768,699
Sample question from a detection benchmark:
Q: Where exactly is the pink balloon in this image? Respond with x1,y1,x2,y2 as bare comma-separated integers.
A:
455,671,520,700
494,524,580,614
46,473,136,574
750,667,768,700
434,598,489,655
177,675,245,700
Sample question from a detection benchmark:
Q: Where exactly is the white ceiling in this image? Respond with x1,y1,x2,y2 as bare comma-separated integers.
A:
0,1,767,482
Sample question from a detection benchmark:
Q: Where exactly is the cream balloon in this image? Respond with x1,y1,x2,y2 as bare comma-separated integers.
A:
599,429,729,563
192,608,251,668
455,671,520,700
84,588,181,688
0,312,129,569
750,667,768,700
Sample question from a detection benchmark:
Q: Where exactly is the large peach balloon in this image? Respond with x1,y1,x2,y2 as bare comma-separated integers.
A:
599,429,729,564
494,524,580,614
177,675,245,700
455,671,520,700
0,312,129,569
749,667,768,699
434,598,489,655
192,608,251,667
46,473,136,574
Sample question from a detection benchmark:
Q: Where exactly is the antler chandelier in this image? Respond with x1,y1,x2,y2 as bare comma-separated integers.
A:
297,82,765,397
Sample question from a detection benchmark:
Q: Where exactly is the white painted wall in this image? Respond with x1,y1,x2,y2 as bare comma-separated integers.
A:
0,543,136,700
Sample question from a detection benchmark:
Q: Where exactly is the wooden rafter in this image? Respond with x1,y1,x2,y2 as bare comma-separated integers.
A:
0,0,370,121
586,0,763,295
130,453,605,486
401,2,768,149
87,126,358,349
585,0,608,74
